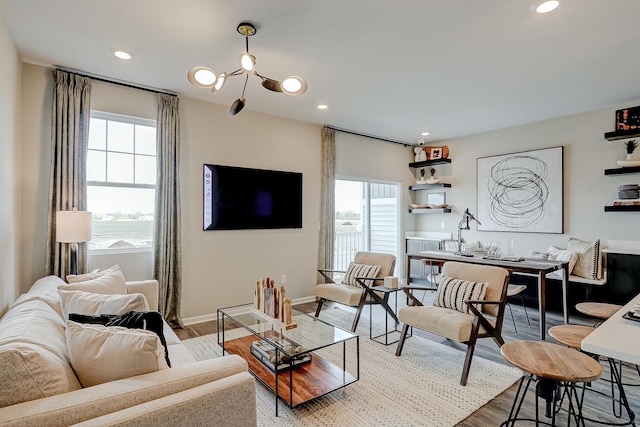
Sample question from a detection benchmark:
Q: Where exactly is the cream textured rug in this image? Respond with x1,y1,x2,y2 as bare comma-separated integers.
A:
182,308,520,426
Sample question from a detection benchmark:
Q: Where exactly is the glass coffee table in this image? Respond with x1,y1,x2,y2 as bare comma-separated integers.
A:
217,304,359,415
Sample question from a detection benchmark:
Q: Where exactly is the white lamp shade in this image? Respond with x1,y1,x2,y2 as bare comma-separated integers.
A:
56,211,92,243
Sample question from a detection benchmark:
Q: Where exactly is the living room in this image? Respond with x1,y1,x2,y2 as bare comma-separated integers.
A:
2,1,640,425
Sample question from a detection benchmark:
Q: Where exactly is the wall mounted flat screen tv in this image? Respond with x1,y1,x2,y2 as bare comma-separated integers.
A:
203,164,303,230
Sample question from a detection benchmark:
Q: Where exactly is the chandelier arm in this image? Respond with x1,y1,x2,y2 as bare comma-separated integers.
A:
228,68,245,77
240,73,249,98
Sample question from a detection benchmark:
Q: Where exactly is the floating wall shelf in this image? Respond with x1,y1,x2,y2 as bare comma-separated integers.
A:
408,158,452,168
409,183,452,191
604,166,640,175
604,130,640,141
408,208,452,214
604,205,640,212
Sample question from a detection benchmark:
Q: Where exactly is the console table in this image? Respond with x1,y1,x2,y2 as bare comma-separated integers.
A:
406,251,569,340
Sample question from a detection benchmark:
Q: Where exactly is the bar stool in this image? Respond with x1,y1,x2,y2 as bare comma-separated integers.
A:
576,302,623,325
501,340,602,426
506,284,530,334
549,324,637,425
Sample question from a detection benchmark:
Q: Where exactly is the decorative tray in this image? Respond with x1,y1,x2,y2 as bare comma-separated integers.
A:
250,337,311,373
622,311,640,323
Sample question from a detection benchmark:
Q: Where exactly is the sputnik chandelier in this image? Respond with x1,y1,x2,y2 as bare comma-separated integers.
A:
187,22,308,116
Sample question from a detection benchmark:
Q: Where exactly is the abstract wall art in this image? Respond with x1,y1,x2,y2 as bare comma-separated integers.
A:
476,146,563,233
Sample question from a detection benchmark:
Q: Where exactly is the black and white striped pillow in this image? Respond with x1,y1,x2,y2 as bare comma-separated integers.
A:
343,263,381,287
433,275,488,315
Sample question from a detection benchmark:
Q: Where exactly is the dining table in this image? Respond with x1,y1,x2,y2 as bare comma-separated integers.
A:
406,250,570,340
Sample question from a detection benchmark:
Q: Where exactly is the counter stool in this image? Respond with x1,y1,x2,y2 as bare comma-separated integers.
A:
507,284,530,334
549,325,637,425
576,302,623,324
501,340,602,427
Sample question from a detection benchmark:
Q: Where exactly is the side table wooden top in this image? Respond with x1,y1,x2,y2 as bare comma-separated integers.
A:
501,340,602,383
548,325,596,350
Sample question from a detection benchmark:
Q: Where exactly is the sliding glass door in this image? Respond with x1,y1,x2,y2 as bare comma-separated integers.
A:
334,179,400,272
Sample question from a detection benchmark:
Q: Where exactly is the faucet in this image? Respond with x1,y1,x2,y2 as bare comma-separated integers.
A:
456,208,481,256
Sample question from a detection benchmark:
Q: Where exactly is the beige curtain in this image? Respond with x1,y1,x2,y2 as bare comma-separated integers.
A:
46,69,92,278
318,127,336,281
153,93,182,325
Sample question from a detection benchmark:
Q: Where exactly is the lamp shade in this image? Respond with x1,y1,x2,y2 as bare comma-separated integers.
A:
56,210,92,243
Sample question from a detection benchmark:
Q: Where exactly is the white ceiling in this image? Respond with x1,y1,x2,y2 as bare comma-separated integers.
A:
3,0,640,144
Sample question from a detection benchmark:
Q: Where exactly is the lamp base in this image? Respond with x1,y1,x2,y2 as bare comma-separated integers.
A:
69,243,78,276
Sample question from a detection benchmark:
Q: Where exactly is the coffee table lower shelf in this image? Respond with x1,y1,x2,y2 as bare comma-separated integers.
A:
223,334,358,408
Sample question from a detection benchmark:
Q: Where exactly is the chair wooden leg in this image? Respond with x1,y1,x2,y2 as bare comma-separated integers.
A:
461,316,481,386
314,298,325,317
395,323,410,356
350,292,368,332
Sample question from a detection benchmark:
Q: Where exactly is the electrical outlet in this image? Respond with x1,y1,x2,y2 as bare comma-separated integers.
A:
281,275,287,284
441,221,445,229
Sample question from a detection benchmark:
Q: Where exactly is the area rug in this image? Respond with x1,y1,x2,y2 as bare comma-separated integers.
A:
182,307,521,426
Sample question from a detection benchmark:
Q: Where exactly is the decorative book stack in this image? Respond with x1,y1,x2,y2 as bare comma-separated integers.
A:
253,277,296,329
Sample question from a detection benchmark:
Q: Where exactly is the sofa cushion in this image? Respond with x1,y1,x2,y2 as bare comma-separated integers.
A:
58,289,149,320
66,265,120,283
567,237,601,279
59,268,127,295
66,321,169,387
433,275,488,315
10,275,66,318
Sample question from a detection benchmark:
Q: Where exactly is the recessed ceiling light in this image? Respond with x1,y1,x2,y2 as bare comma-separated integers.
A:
113,50,132,60
317,104,328,110
535,1,559,13
421,132,430,136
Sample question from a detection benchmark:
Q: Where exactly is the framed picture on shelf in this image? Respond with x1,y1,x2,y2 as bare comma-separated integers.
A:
430,148,442,160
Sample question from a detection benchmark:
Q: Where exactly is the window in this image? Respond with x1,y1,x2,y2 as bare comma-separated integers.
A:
334,179,400,271
87,111,156,252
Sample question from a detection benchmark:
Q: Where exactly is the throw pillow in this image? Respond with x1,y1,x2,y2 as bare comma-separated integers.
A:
65,321,168,387
66,265,120,283
343,263,381,287
58,289,149,320
567,237,601,279
59,268,127,295
69,311,170,367
528,250,550,260
433,275,488,315
547,246,578,274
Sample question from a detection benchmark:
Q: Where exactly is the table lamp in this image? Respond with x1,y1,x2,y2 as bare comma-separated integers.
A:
56,208,92,275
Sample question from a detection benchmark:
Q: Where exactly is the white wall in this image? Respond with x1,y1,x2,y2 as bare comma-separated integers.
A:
18,64,321,322
0,11,20,315
418,103,640,257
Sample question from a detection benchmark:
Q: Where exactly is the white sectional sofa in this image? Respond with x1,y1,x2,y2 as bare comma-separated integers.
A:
0,275,257,426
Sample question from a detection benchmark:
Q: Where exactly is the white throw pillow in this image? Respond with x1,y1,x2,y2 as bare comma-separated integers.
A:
567,238,601,280
65,321,168,387
58,289,149,320
59,268,127,295
66,265,120,284
547,246,578,274
343,263,381,287
433,275,488,315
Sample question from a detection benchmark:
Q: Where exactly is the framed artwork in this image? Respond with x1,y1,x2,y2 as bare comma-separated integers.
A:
430,148,442,160
476,146,563,233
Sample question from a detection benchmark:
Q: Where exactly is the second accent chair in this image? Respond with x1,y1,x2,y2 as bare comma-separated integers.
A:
395,261,510,386
314,251,396,332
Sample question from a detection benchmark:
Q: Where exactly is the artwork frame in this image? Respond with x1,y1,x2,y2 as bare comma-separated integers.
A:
476,146,564,233
430,148,442,160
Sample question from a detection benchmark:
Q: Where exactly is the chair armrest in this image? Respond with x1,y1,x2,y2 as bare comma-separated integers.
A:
401,287,433,307
403,285,438,292
354,276,384,288
317,269,346,283
464,299,502,306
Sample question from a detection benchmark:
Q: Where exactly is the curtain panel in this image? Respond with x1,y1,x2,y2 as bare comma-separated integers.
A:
46,69,92,278
153,93,183,325
318,127,336,281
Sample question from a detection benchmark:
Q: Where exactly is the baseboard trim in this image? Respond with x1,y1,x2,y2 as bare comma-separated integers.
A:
181,295,318,326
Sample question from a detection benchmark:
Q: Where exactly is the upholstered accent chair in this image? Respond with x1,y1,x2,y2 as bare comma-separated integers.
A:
315,251,396,332
395,261,510,386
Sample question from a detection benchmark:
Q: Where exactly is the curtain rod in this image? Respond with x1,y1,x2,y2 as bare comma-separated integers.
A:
54,66,177,96
326,126,411,147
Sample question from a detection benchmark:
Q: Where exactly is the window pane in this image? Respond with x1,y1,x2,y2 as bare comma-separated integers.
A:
89,118,106,150
87,150,106,182
108,121,134,153
135,155,156,184
135,125,156,155
87,186,155,251
107,152,134,183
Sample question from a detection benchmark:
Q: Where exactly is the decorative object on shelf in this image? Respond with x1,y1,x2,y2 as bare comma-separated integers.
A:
426,167,440,184
409,203,448,209
616,106,640,132
430,148,442,160
618,140,640,167
187,22,307,116
414,147,427,162
417,168,428,184
477,146,564,233
253,277,297,329
427,192,446,206
618,184,639,200
424,146,449,160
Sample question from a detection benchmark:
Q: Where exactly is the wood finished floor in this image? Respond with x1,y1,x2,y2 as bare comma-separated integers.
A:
174,294,640,426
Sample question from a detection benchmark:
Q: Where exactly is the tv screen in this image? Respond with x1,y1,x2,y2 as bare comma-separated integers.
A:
203,164,303,230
